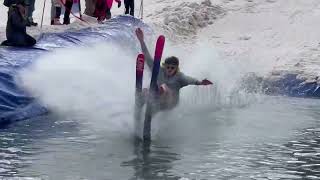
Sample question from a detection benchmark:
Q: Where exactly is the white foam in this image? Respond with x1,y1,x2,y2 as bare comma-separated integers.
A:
17,43,137,132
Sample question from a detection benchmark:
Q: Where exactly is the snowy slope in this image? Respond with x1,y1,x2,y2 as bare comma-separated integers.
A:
201,0,320,77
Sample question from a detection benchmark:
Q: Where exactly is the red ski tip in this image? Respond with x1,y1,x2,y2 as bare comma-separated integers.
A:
136,54,145,72
154,35,165,60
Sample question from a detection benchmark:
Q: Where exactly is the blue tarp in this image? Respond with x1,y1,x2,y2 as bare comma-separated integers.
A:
0,15,148,126
263,73,320,98
241,72,320,98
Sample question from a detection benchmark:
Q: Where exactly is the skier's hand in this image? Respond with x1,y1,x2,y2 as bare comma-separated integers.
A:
135,28,144,42
118,1,121,8
200,79,213,85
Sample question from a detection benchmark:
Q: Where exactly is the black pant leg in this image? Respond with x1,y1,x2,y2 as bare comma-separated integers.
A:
124,0,130,14
55,7,62,18
106,7,111,19
64,0,74,24
129,0,134,16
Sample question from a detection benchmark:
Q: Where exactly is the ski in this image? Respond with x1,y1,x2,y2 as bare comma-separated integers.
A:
134,54,145,138
143,35,165,141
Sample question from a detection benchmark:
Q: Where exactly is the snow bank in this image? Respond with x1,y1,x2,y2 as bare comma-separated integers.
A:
153,0,225,40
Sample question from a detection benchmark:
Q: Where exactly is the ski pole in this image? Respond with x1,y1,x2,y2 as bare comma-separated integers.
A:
78,0,82,19
138,0,143,19
40,0,47,28
141,0,143,19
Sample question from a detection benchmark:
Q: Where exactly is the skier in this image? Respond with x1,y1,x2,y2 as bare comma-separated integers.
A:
135,28,213,112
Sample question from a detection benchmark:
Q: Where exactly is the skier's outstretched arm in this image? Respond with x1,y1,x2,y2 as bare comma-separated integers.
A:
180,73,213,87
135,28,153,69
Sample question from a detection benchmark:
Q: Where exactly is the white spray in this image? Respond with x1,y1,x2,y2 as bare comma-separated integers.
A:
17,38,261,136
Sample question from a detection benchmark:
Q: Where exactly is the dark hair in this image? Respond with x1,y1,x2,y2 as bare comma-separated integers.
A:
164,56,179,66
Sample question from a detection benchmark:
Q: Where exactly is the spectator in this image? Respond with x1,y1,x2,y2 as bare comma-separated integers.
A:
84,0,96,16
124,0,133,16
63,0,74,24
25,0,37,26
50,0,62,25
1,0,36,47
50,0,73,25
94,0,121,23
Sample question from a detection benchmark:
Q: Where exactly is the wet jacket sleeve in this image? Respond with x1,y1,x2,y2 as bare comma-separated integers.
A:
179,72,201,87
140,41,154,70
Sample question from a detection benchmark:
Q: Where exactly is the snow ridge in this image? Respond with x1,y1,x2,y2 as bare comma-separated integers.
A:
156,0,225,40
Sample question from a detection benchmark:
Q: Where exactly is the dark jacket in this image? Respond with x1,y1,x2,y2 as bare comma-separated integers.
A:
3,5,36,47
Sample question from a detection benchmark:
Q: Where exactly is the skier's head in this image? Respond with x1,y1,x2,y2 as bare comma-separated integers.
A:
164,56,179,77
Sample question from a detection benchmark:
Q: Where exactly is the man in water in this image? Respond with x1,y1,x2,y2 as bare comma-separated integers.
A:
135,28,213,112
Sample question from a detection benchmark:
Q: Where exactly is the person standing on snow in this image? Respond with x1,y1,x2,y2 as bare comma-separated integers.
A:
50,0,76,25
135,28,213,112
63,0,74,24
24,0,37,26
124,0,134,16
51,0,63,25
94,0,121,23
84,0,97,16
1,0,36,47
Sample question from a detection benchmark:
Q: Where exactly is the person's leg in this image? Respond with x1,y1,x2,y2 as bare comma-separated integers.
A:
55,7,62,19
158,84,177,111
8,34,36,47
26,0,37,26
105,7,111,19
1,40,10,46
140,88,149,106
94,0,107,22
84,0,97,16
25,34,36,46
51,0,62,25
63,0,74,24
124,0,129,14
25,0,31,26
53,7,62,24
50,0,55,24
129,0,134,16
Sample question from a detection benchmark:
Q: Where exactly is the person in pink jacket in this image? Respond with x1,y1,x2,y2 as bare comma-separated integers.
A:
94,0,121,23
